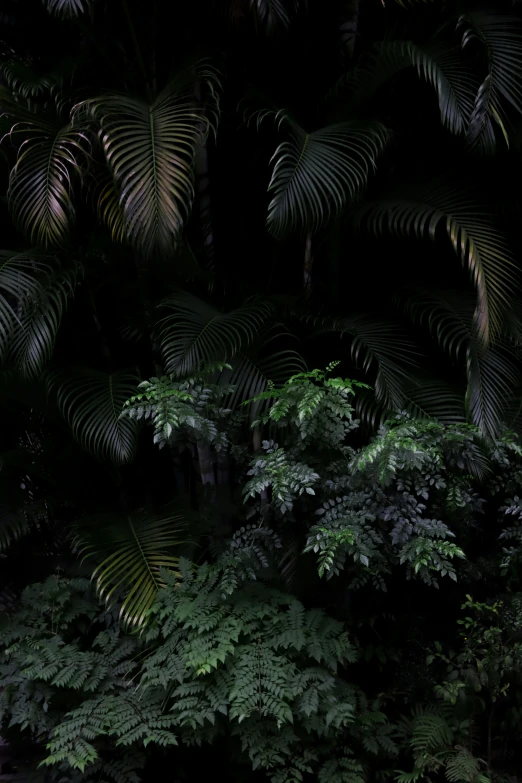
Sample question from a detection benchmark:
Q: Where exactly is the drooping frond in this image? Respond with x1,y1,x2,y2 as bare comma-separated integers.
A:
42,0,90,18
10,262,81,379
460,12,522,153
403,379,467,424
77,67,220,258
465,340,521,440
6,119,88,248
356,183,519,345
306,313,419,410
0,61,60,98
249,0,296,31
0,250,60,361
216,325,307,417
49,368,140,464
399,288,476,362
329,39,476,135
402,40,476,135
0,507,30,551
157,291,276,377
72,508,187,629
264,113,389,238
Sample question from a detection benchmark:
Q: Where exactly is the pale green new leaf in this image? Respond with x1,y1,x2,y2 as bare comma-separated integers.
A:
72,508,187,629
157,291,276,376
266,115,389,238
357,183,519,345
49,368,140,464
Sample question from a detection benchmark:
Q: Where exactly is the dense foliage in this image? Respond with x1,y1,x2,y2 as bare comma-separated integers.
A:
2,0,522,781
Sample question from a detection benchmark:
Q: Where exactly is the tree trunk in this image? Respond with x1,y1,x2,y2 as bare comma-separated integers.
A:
196,440,216,487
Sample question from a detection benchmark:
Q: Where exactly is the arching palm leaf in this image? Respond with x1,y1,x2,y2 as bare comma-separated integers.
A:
328,40,476,136
6,118,88,248
0,61,60,98
0,507,30,552
460,13,522,153
72,507,187,629
403,379,467,425
356,183,519,346
399,288,520,437
78,67,220,259
10,262,81,379
399,288,475,362
157,291,276,376
249,0,300,31
401,40,476,135
466,340,521,440
216,324,307,418
307,313,420,410
42,0,90,18
265,113,389,238
49,368,140,464
0,250,55,361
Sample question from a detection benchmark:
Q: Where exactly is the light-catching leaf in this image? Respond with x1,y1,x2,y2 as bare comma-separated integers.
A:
72,508,187,629
78,67,219,258
356,182,519,346
49,368,140,464
7,120,88,248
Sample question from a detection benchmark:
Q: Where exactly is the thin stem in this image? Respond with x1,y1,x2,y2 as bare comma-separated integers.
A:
120,0,153,101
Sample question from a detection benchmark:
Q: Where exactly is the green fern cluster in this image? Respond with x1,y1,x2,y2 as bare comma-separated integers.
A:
121,370,234,450
0,564,398,783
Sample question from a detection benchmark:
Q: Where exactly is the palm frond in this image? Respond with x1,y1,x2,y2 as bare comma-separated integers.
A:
216,324,307,418
0,249,55,361
10,262,81,379
78,67,220,259
356,183,519,345
465,340,521,440
265,113,389,238
157,291,275,377
0,61,59,98
404,40,476,135
329,40,476,135
403,380,466,424
72,507,187,629
49,368,140,464
7,119,89,248
42,0,90,18
399,288,475,362
460,13,522,153
95,170,126,245
0,507,30,551
307,313,420,410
